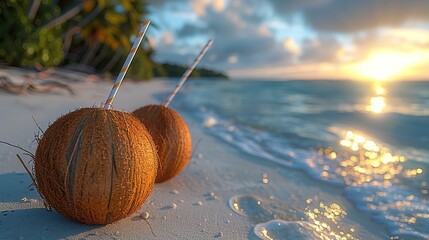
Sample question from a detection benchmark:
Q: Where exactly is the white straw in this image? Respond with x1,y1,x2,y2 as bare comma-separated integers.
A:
164,39,214,107
103,21,151,109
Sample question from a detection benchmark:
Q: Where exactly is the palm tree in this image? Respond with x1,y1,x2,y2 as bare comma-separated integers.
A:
64,0,149,72
1,0,152,74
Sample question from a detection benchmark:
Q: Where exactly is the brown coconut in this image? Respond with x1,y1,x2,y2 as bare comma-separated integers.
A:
133,105,192,183
34,107,158,225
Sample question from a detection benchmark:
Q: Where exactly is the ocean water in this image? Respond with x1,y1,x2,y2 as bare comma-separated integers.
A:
168,80,429,239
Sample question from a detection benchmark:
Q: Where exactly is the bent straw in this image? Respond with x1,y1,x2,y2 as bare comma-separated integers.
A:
103,21,151,109
164,39,214,107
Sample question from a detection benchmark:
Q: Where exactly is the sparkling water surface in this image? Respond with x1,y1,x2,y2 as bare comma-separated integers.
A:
168,80,429,239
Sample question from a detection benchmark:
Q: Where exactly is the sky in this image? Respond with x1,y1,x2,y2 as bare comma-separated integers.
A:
146,0,429,80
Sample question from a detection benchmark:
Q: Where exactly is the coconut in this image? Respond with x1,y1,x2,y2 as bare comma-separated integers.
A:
133,105,192,183
34,107,158,225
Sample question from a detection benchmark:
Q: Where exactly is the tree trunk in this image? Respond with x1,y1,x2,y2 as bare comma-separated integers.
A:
92,44,109,67
78,6,102,27
60,6,102,62
39,2,84,29
27,0,41,21
82,40,100,66
61,5,101,38
102,50,122,73
62,26,81,56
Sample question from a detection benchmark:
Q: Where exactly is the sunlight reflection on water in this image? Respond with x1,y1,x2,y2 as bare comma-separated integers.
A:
367,82,387,113
230,194,360,240
320,130,424,187
317,130,429,238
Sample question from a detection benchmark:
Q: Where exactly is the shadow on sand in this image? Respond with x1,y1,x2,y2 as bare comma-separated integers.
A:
0,172,100,239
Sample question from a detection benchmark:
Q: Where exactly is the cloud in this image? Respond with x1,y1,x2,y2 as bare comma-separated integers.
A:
257,26,272,37
210,34,290,70
228,62,343,80
149,0,227,16
191,0,226,15
191,0,211,16
156,0,294,70
297,0,429,32
386,29,429,47
330,28,429,80
160,32,175,45
342,28,429,63
146,0,176,7
212,0,226,12
147,0,429,79
299,37,342,63
152,0,429,33
177,23,206,37
267,0,429,32
283,37,300,55
270,0,332,13
229,27,429,80
176,0,268,38
228,55,238,64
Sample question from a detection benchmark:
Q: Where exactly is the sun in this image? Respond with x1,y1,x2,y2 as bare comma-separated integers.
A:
353,51,424,81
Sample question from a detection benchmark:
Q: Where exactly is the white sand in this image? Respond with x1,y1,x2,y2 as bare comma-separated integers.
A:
0,68,388,239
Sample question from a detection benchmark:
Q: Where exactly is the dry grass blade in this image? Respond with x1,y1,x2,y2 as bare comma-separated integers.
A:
32,116,45,135
191,138,203,159
144,218,156,237
0,140,35,159
16,154,51,211
0,139,52,211
16,154,36,185
137,212,157,237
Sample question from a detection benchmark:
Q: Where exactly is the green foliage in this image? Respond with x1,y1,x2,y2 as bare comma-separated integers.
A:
0,0,64,67
153,63,168,77
154,63,183,77
20,28,64,67
54,0,155,80
0,0,228,80
195,67,228,79
154,63,228,79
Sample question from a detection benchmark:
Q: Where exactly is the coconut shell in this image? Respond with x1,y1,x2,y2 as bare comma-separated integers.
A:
34,107,158,225
133,105,192,183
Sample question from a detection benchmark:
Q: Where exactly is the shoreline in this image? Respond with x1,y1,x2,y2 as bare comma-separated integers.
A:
0,68,389,239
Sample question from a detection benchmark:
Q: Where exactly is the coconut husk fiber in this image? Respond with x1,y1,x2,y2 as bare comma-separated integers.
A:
34,107,158,225
133,105,192,183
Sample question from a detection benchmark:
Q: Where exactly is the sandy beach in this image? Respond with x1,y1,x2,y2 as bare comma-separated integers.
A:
0,68,390,239
3,0,429,238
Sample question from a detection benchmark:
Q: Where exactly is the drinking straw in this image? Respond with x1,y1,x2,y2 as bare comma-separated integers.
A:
103,21,151,109
164,39,214,107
